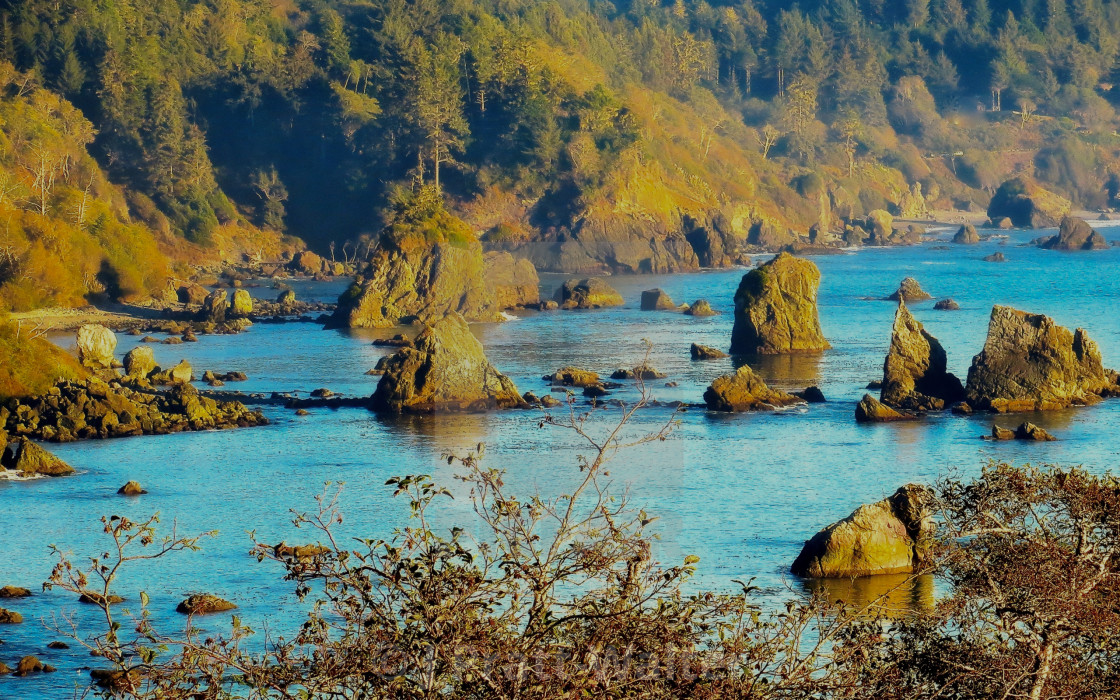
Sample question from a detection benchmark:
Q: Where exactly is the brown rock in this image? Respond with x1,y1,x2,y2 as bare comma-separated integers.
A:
990,425,1015,440
555,278,624,309
880,301,965,411
0,586,31,598
199,291,229,323
78,591,124,606
703,365,803,411
933,298,960,310
0,607,23,623
123,346,156,378
886,277,932,302
117,480,146,495
987,177,1071,228
177,283,208,305
855,394,917,422
791,484,934,577
484,251,540,309
952,224,980,244
729,252,830,354
1,438,74,476
965,306,1118,412
684,299,717,316
641,288,676,311
290,250,324,275
230,289,254,317
690,343,728,360
1039,216,1109,250
610,365,666,380
14,655,55,675
983,252,1006,263
544,367,601,387
797,386,826,403
1015,422,1057,441
76,325,116,369
370,313,525,413
176,593,237,615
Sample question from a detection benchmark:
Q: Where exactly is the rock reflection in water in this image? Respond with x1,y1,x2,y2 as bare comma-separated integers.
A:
801,573,935,615
735,353,824,392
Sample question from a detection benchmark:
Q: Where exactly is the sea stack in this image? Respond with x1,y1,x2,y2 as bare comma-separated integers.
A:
729,252,830,354
880,300,964,411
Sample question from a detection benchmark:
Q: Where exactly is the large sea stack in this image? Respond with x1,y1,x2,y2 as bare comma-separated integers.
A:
965,306,1119,412
484,251,540,309
371,313,526,413
791,484,934,578
729,252,830,354
880,301,964,411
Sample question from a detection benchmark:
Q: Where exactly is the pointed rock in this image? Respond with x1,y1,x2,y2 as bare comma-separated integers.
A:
730,252,830,354
886,277,932,302
880,301,964,411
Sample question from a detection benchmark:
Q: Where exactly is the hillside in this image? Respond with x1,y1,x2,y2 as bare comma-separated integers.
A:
3,0,1120,282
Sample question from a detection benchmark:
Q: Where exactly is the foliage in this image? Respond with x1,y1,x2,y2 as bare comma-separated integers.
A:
0,317,86,399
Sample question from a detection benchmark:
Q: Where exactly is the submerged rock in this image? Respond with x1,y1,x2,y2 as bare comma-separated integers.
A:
610,365,666,380
544,367,601,387
729,252,830,354
555,278,624,309
880,301,964,411
886,277,932,302
683,299,717,316
933,298,960,310
76,325,116,369
855,394,917,422
13,655,55,675
991,422,1056,441
484,251,540,309
641,288,676,311
703,365,803,411
1038,216,1109,250
176,593,237,615
370,313,525,413
791,484,934,578
0,586,31,598
690,343,728,360
797,386,826,403
983,252,1006,263
1,437,74,476
987,177,1071,228
952,224,979,244
965,306,1119,412
0,607,23,623
117,480,146,495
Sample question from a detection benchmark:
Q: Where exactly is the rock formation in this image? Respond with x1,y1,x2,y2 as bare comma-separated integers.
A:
230,289,254,317
371,313,525,413
880,301,965,411
544,367,601,387
641,288,676,311
729,253,830,354
933,298,960,310
690,343,728,360
865,210,893,242
0,608,22,623
177,283,208,305
555,278,624,309
117,480,147,495
965,306,1119,412
0,586,31,598
176,593,237,615
76,325,116,369
124,346,156,378
952,224,979,244
790,484,934,578
1038,216,1109,250
484,251,540,309
983,252,1006,262
887,277,932,302
703,364,803,411
684,299,717,316
855,394,916,422
199,291,229,323
331,237,501,328
1,437,74,476
610,365,666,380
987,177,1071,228
990,422,1057,441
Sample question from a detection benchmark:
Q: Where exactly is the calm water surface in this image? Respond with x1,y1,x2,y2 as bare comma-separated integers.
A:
4,227,1120,696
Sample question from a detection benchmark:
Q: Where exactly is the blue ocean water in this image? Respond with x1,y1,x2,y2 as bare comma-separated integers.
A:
3,227,1120,696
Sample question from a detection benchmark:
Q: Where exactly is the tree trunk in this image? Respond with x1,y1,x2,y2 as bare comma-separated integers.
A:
1028,640,1054,700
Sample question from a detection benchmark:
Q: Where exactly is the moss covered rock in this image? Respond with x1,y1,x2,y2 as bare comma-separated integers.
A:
729,253,829,354
703,364,802,411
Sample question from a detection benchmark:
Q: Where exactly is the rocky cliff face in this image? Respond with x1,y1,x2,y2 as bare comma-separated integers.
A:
791,484,934,578
729,253,830,354
370,313,525,413
484,251,540,309
1039,216,1109,250
703,364,802,411
330,239,502,328
880,301,964,411
965,306,1119,412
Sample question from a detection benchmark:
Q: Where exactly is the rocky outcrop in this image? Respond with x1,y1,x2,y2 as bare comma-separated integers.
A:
555,278,624,309
690,343,728,360
965,306,1119,412
855,394,917,422
952,224,979,244
791,484,934,578
987,177,1071,228
0,607,23,623
544,367,601,387
703,365,803,411
276,289,297,307
983,252,1006,262
747,220,797,249
484,251,540,309
880,301,965,411
729,253,830,354
1038,216,1109,250
199,291,229,323
934,298,960,310
990,422,1057,441
230,289,254,317
370,314,525,413
685,223,748,267
117,480,146,495
2,379,267,442
177,593,237,615
610,364,666,380
641,289,676,311
887,277,932,302
76,325,116,369
684,299,717,316
0,586,31,598
865,210,893,243
331,239,501,328
177,283,209,305
123,346,157,378
1,437,74,476
289,250,325,275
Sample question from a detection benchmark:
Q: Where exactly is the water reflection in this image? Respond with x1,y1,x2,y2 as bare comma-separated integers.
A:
735,353,824,389
800,573,935,615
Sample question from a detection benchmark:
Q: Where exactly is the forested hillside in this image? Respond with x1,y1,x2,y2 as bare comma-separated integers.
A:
3,0,1120,297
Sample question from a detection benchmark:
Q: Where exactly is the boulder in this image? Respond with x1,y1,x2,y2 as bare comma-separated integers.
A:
990,425,1015,440
555,278,624,309
684,299,717,316
952,224,980,244
886,277,932,302
540,395,562,408
230,289,254,317
276,289,296,307
855,394,916,422
641,288,676,311
76,324,116,369
987,177,1071,228
117,480,147,495
176,593,237,615
484,251,540,309
177,283,209,305
842,225,866,246
865,210,894,243
1018,422,1056,441
610,365,666,380
169,360,193,384
729,252,830,354
703,365,803,411
370,313,525,413
880,301,965,411
199,291,229,323
14,655,55,675
690,343,728,360
797,386,826,403
290,250,324,275
933,298,960,310
790,484,934,577
965,306,1119,412
123,346,156,378
1038,216,1109,250
0,607,22,623
544,367,601,387
78,590,124,606
0,586,31,598
983,252,1006,262
747,220,797,250
1,438,74,476
330,239,501,328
